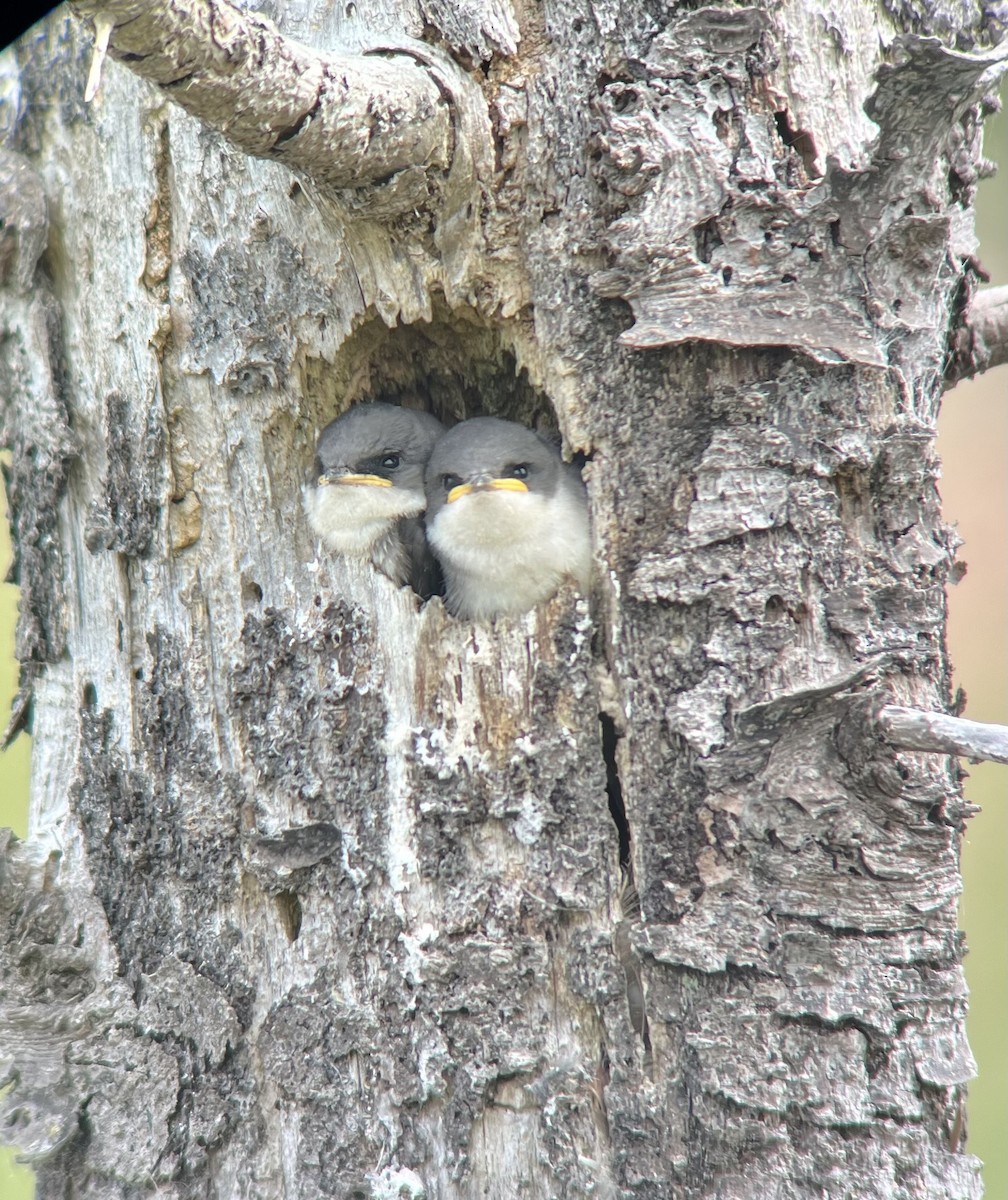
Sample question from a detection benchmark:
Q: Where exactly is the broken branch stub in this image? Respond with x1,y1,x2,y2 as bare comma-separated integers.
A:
70,0,453,194
879,704,1008,766
950,284,1008,381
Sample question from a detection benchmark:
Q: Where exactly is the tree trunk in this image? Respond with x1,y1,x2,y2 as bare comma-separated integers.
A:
1,3,1002,1198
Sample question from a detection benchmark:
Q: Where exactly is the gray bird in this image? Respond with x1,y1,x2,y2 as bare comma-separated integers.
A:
424,416,592,619
304,402,444,597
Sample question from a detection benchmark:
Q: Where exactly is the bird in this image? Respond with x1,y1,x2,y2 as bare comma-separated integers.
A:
304,402,444,597
424,416,592,619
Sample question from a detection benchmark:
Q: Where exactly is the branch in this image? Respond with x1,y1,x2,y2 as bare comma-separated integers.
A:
967,285,1008,372
70,0,453,193
878,704,1008,765
949,284,1008,382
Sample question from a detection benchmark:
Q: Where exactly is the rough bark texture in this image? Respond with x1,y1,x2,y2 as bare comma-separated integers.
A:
70,0,455,193
1,3,1004,1199
880,704,1008,765
951,283,1008,378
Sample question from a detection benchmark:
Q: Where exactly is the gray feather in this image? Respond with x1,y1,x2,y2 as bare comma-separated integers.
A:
424,416,591,619
305,403,444,593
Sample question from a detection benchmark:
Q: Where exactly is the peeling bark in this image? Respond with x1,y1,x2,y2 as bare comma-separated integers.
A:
0,2,1003,1198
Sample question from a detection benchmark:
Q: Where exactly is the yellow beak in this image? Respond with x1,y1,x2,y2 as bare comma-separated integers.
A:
446,478,529,504
318,473,393,488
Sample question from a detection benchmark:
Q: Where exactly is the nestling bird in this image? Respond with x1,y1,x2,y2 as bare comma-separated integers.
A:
304,402,444,597
424,416,592,619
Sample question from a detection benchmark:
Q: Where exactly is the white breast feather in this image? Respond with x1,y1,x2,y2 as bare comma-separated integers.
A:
303,484,424,557
428,486,591,619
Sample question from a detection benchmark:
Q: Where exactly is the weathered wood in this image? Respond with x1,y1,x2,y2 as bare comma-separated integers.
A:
71,0,454,193
880,704,1008,765
951,284,1008,378
0,2,1003,1198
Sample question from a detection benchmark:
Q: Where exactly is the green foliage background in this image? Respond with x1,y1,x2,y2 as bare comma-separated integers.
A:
937,97,1008,1200
0,91,1005,1200
0,451,33,1198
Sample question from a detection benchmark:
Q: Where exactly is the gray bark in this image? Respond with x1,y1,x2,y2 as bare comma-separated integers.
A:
1,2,1004,1198
879,705,1008,766
952,283,1008,378
71,0,455,194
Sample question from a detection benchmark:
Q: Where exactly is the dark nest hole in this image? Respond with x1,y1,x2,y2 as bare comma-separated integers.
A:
300,300,561,446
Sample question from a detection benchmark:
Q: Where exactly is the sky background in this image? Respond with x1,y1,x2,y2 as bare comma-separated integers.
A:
1,64,1006,1200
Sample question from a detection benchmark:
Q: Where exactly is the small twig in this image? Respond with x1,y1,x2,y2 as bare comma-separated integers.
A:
879,704,1008,765
83,13,113,103
950,284,1008,382
70,0,453,193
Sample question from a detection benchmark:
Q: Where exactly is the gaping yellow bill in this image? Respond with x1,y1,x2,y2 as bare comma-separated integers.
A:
318,473,393,488
447,478,529,504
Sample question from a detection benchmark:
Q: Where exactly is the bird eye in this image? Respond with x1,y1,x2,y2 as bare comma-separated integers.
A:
511,464,529,480
381,454,401,470
442,473,462,491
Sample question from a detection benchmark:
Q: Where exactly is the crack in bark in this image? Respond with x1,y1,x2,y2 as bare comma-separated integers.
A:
275,890,303,942
599,712,630,869
272,86,323,148
598,713,653,1072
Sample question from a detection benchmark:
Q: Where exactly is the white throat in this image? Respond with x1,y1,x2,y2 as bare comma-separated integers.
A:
428,488,591,619
303,482,424,557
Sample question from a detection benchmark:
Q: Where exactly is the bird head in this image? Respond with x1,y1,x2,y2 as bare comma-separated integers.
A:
312,402,443,498
305,402,444,558
424,416,562,524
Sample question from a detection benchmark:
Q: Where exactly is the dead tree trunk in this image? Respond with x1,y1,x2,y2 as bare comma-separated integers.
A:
2,3,1005,1198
